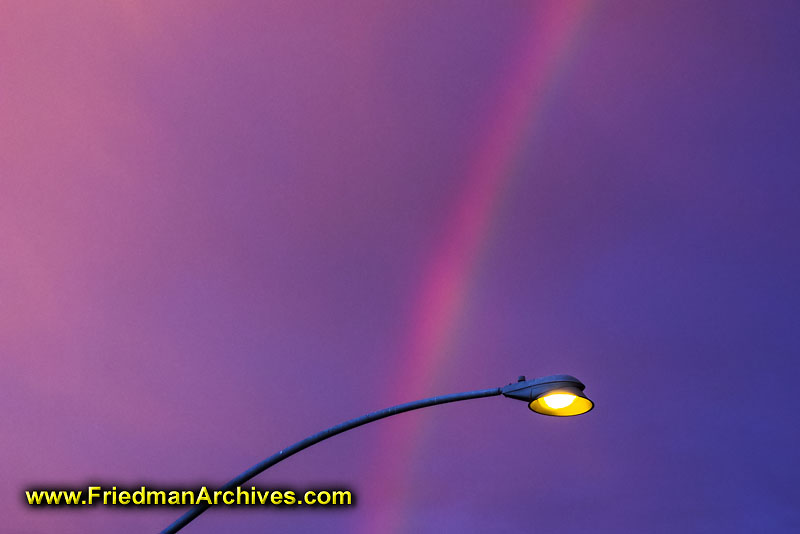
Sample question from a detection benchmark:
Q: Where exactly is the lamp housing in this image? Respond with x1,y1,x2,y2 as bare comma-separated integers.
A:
502,374,593,416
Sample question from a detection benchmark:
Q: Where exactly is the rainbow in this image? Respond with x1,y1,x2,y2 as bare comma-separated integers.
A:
359,3,595,531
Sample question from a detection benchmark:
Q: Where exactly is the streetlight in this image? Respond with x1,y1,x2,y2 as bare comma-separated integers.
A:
161,374,593,533
503,374,594,416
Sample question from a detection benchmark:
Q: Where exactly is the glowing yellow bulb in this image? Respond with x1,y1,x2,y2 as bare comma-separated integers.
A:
542,393,577,410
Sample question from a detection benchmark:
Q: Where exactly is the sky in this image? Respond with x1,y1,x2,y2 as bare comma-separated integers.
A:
2,1,799,533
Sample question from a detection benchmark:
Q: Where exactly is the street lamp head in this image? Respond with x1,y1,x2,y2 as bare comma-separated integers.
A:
502,374,594,416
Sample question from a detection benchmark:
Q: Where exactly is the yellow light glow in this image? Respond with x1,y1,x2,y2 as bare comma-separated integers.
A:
542,393,577,409
528,388,593,416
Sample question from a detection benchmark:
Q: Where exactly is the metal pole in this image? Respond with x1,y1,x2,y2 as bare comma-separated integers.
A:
161,386,503,533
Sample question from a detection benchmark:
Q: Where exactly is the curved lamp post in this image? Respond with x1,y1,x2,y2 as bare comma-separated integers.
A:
162,374,593,533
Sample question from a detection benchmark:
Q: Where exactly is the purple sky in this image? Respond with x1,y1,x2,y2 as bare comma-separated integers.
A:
3,1,799,533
